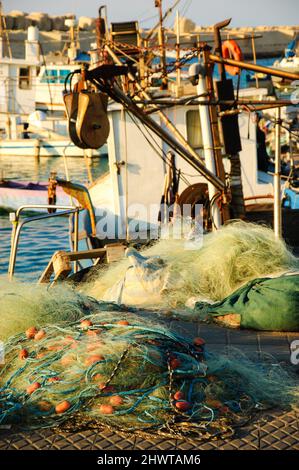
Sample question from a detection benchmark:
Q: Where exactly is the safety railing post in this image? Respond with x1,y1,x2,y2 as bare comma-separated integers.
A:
8,204,81,280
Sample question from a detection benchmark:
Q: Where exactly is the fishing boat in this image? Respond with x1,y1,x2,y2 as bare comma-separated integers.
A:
57,17,299,249
6,11,299,283
272,34,299,95
0,18,103,158
0,178,69,211
2,4,299,455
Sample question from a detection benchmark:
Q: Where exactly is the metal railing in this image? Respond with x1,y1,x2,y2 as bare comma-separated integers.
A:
8,204,81,280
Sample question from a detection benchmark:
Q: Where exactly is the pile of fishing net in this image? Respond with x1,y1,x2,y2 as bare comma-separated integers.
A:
0,310,297,440
84,221,298,307
0,279,96,341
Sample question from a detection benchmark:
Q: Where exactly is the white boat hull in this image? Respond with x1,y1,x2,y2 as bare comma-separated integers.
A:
0,139,105,158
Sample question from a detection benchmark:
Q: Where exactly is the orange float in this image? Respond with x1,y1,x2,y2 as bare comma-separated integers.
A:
175,401,191,411
80,319,93,329
193,337,205,346
55,400,71,414
170,358,181,369
109,395,123,406
19,348,29,360
173,391,185,401
99,404,114,414
25,326,38,339
34,329,46,341
84,354,105,366
26,382,41,395
38,400,53,412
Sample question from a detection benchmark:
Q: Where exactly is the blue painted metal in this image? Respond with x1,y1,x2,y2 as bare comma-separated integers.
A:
282,187,299,209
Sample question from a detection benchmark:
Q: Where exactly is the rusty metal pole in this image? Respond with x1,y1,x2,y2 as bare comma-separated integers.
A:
213,19,245,221
210,54,299,81
274,107,282,238
202,45,231,223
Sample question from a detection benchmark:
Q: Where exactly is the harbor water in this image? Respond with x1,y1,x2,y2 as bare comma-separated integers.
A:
0,155,108,281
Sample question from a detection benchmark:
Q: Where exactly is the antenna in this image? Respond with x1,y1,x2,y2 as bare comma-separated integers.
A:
155,0,167,89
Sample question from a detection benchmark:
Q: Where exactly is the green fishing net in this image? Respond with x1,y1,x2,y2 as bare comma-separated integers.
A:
0,309,297,440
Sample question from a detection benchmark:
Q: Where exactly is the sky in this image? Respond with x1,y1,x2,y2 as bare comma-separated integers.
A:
5,0,299,28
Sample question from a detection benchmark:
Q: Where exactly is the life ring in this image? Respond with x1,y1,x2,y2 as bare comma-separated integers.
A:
221,40,243,76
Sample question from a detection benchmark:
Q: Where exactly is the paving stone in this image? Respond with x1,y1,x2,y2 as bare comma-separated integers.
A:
227,329,260,347
170,320,199,339
133,436,176,450
196,324,228,344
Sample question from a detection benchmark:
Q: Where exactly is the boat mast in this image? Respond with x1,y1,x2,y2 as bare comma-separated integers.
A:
0,2,12,59
155,0,167,89
175,10,181,94
202,44,231,223
196,63,222,228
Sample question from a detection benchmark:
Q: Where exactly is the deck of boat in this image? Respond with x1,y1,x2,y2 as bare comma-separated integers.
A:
0,321,298,451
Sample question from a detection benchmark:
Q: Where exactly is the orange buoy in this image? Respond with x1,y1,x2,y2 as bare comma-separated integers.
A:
99,404,114,414
38,400,53,412
175,401,191,411
36,352,46,359
80,319,93,329
48,376,61,383
220,405,229,414
109,395,123,406
98,383,115,392
25,326,38,339
87,329,102,337
55,400,71,414
47,344,63,352
221,40,243,75
193,337,205,346
173,391,185,401
205,398,222,409
117,320,129,326
84,354,105,366
34,330,46,341
26,382,41,395
93,373,105,382
170,358,181,369
19,348,29,360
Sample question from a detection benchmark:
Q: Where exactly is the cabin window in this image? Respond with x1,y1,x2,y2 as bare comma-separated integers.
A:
186,110,203,152
40,69,71,84
19,67,31,90
40,69,57,84
57,69,71,83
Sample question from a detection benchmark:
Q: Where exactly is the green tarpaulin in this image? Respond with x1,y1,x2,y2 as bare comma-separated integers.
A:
195,274,299,331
